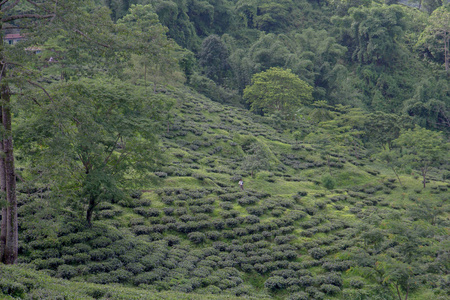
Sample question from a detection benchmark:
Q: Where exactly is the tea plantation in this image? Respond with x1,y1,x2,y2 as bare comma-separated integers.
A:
2,88,449,300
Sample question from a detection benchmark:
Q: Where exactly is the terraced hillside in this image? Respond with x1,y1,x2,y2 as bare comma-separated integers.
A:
3,88,449,300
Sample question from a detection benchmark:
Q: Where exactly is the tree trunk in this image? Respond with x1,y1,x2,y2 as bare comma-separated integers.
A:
0,109,6,263
421,167,427,188
86,196,95,227
392,167,403,187
327,154,332,176
445,32,449,74
0,83,18,264
395,284,402,300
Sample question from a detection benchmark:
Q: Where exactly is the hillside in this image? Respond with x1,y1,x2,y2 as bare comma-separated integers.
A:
3,87,449,300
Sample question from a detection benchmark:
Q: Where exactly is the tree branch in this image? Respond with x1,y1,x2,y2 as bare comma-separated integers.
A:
0,62,7,83
26,80,55,104
3,13,55,22
73,29,110,48
1,0,20,12
103,134,121,166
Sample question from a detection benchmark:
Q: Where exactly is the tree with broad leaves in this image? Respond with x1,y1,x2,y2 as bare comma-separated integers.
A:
394,126,449,188
244,67,313,119
0,0,172,265
417,5,450,74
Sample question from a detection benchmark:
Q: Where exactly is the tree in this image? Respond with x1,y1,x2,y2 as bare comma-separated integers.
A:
241,142,271,177
0,0,62,266
365,111,409,150
376,148,403,186
394,126,449,188
243,67,313,118
417,5,450,74
118,4,182,90
17,78,171,226
346,5,407,66
281,28,348,102
199,34,230,85
0,0,169,264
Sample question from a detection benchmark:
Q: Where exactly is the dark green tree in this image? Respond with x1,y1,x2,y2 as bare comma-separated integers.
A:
346,5,407,66
416,5,450,73
17,79,172,226
199,34,230,85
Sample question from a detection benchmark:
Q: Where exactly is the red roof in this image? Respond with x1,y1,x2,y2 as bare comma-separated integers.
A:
4,34,24,40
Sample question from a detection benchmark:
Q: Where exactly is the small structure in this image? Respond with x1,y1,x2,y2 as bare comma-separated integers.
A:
4,33,24,45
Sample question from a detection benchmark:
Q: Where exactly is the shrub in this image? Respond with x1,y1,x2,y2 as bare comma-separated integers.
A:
225,218,239,228
89,248,115,262
324,272,343,287
0,280,27,298
126,262,145,275
287,292,309,300
309,247,327,260
320,283,341,294
133,207,161,217
298,275,314,287
349,279,365,289
111,269,133,283
264,276,286,290
130,190,143,199
237,196,259,206
274,235,295,244
188,232,206,244
90,237,112,249
254,263,268,274
56,264,77,279
247,207,264,216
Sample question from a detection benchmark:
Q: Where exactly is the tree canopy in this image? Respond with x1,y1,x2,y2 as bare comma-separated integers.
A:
243,67,313,118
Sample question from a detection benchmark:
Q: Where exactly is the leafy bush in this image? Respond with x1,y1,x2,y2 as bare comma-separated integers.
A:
264,276,286,290
0,280,27,298
309,247,327,260
287,291,309,300
320,283,341,294
349,279,365,288
237,196,259,206
56,265,77,279
126,262,145,275
188,232,206,244
244,215,260,224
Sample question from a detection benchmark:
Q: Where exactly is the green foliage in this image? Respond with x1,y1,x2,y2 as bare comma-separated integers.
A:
394,126,449,187
416,4,450,72
17,78,172,224
199,35,230,85
244,67,313,118
346,5,408,66
321,174,336,190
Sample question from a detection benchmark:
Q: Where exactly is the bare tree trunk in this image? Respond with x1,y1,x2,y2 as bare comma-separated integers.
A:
392,167,403,186
445,32,449,74
86,198,95,227
0,109,6,263
421,167,427,188
0,83,18,264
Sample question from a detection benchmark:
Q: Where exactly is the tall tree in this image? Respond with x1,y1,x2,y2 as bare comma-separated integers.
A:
0,0,59,266
17,79,171,226
199,34,230,85
417,4,450,74
0,0,149,264
243,67,313,118
394,126,449,188
346,5,407,66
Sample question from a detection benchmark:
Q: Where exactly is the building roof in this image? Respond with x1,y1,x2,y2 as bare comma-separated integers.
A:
4,34,24,40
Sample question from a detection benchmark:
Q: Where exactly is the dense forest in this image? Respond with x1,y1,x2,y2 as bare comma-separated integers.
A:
0,0,449,299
